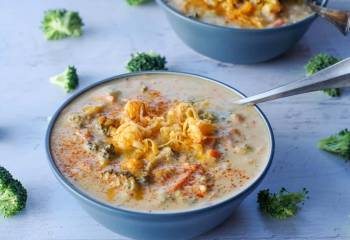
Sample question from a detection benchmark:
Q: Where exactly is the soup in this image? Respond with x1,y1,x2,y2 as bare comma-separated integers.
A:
50,74,271,212
167,0,313,29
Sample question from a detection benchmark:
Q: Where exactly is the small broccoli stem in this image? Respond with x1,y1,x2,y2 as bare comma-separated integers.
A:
49,18,71,35
50,74,66,88
0,189,16,217
0,188,11,203
50,66,78,93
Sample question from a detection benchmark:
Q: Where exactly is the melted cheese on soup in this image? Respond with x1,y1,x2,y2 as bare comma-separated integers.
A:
51,74,271,212
168,0,312,28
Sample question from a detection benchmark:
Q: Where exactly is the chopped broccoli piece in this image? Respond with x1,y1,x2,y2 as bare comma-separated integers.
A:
305,53,341,97
86,141,100,152
68,113,86,127
50,66,79,93
0,166,27,218
318,129,350,160
126,52,167,72
86,141,116,164
323,88,341,97
257,188,308,219
126,0,150,6
99,144,116,160
42,9,84,40
199,111,217,122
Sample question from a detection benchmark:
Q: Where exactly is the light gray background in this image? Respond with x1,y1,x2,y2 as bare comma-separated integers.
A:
0,0,349,239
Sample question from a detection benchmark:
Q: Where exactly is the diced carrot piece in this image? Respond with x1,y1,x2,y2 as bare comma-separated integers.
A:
208,149,221,159
273,18,285,27
170,171,192,192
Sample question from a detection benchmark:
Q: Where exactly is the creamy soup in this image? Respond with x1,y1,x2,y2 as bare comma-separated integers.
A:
50,74,271,212
167,0,313,29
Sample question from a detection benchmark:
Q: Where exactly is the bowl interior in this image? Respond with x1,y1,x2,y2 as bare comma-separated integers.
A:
157,0,328,31
46,71,275,216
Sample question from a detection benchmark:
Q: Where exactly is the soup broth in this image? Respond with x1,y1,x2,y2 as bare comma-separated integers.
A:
51,74,271,212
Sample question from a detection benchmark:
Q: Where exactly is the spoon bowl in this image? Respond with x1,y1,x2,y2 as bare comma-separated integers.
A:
307,0,350,35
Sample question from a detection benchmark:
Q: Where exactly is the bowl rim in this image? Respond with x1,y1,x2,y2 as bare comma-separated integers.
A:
46,71,275,217
156,0,328,32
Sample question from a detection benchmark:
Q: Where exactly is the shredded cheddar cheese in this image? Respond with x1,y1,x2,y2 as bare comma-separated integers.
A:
108,99,218,169
181,0,284,28
68,89,222,200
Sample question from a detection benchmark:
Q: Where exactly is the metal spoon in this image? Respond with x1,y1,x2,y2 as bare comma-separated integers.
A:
234,57,350,105
307,0,350,35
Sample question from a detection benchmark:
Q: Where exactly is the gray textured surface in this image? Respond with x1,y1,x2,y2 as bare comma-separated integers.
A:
0,0,350,239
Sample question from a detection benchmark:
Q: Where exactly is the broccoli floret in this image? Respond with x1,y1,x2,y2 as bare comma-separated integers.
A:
305,54,340,76
305,53,341,97
322,88,341,97
0,166,27,218
126,52,167,72
257,188,308,219
50,66,79,93
42,9,84,40
126,0,150,6
318,129,350,160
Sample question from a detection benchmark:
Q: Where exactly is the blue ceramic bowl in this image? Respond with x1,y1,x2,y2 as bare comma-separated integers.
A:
46,72,275,240
156,0,328,64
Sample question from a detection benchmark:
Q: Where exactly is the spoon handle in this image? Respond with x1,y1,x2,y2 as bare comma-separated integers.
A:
308,0,350,35
235,58,350,105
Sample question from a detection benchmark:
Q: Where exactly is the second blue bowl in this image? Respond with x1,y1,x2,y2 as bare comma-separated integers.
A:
156,0,328,64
